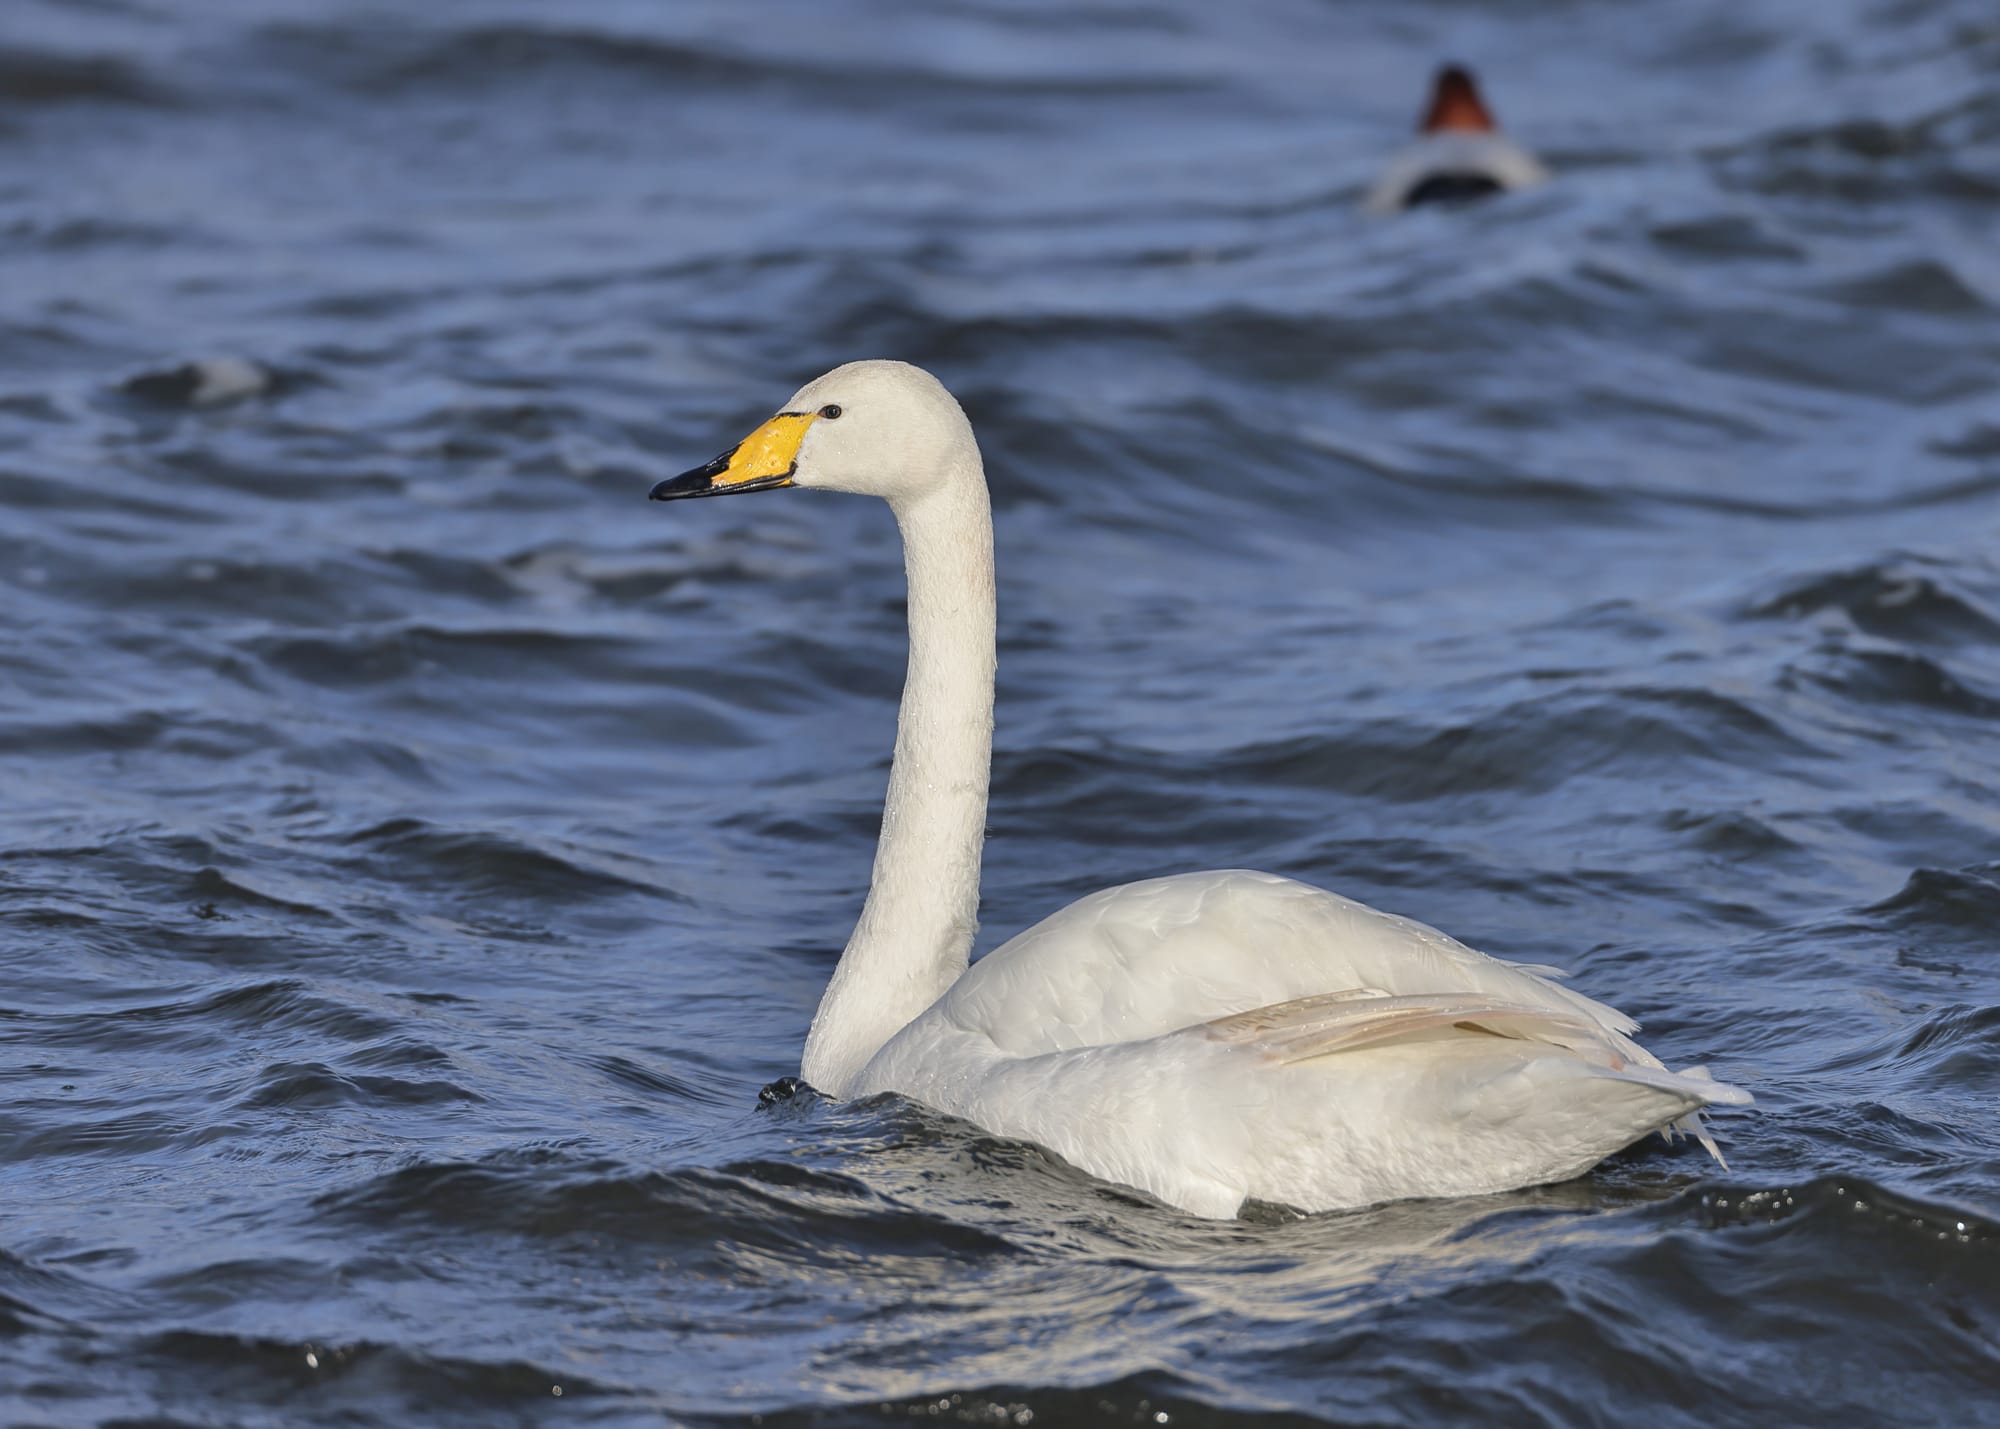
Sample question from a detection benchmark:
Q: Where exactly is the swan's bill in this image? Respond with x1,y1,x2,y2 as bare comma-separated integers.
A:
650,410,818,501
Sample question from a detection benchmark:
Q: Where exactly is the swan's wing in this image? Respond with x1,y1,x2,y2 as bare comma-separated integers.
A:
865,873,1748,1211
944,869,1643,1060
1203,990,1632,1066
869,975,1753,1213
1197,986,1750,1166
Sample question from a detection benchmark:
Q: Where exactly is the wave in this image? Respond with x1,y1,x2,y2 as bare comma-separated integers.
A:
237,1059,480,1111
749,1376,1245,1429
1,977,402,1053
119,356,284,408
243,20,1206,110
1865,863,2000,947
0,45,168,109
1217,685,1819,803
310,1146,1021,1266
1709,95,2000,207
1745,557,2000,645
657,1171,2000,1426
329,816,666,904
118,1328,597,1418
240,622,646,688
1791,643,2000,718
1,214,190,250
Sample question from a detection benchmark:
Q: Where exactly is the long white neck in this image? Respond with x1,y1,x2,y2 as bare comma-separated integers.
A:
800,454,996,1095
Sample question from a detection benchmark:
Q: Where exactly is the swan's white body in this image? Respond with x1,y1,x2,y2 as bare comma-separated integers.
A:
854,869,1748,1217
654,361,1750,1219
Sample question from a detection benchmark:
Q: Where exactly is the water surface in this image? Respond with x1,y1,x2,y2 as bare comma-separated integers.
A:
2,1,1998,1424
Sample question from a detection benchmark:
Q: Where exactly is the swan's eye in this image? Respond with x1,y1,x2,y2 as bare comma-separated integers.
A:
818,404,843,419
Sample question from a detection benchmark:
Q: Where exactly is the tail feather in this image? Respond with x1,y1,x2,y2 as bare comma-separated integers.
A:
1661,1064,1754,1168
1586,1060,1751,1167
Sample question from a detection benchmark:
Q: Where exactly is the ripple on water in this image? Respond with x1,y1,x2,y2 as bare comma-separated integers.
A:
1745,557,2000,646
0,45,170,108
1864,863,2000,954
329,816,667,906
1216,685,1824,803
114,1330,595,1421
310,1147,1022,1272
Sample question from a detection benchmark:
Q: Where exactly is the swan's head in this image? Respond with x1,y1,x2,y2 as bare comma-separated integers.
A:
650,360,975,509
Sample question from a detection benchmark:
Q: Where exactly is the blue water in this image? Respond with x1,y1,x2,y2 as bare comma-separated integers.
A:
2,1,1997,1424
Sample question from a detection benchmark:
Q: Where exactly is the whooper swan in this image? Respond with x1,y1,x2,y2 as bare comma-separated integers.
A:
650,360,1750,1219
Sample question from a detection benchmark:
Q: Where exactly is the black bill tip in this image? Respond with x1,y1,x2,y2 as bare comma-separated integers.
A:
649,448,735,502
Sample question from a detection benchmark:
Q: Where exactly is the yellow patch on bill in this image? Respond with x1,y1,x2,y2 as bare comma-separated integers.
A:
717,412,816,489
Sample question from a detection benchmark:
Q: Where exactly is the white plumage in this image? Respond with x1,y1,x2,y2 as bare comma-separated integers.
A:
861,870,1747,1217
652,360,1751,1219
1364,130,1550,213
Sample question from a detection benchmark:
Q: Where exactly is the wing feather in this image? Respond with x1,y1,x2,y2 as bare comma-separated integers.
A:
1203,989,1630,1066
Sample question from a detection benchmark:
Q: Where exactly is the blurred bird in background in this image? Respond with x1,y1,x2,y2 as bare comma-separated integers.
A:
1366,63,1550,212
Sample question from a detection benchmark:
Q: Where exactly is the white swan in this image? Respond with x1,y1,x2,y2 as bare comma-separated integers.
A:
650,361,1750,1218
1365,64,1550,214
